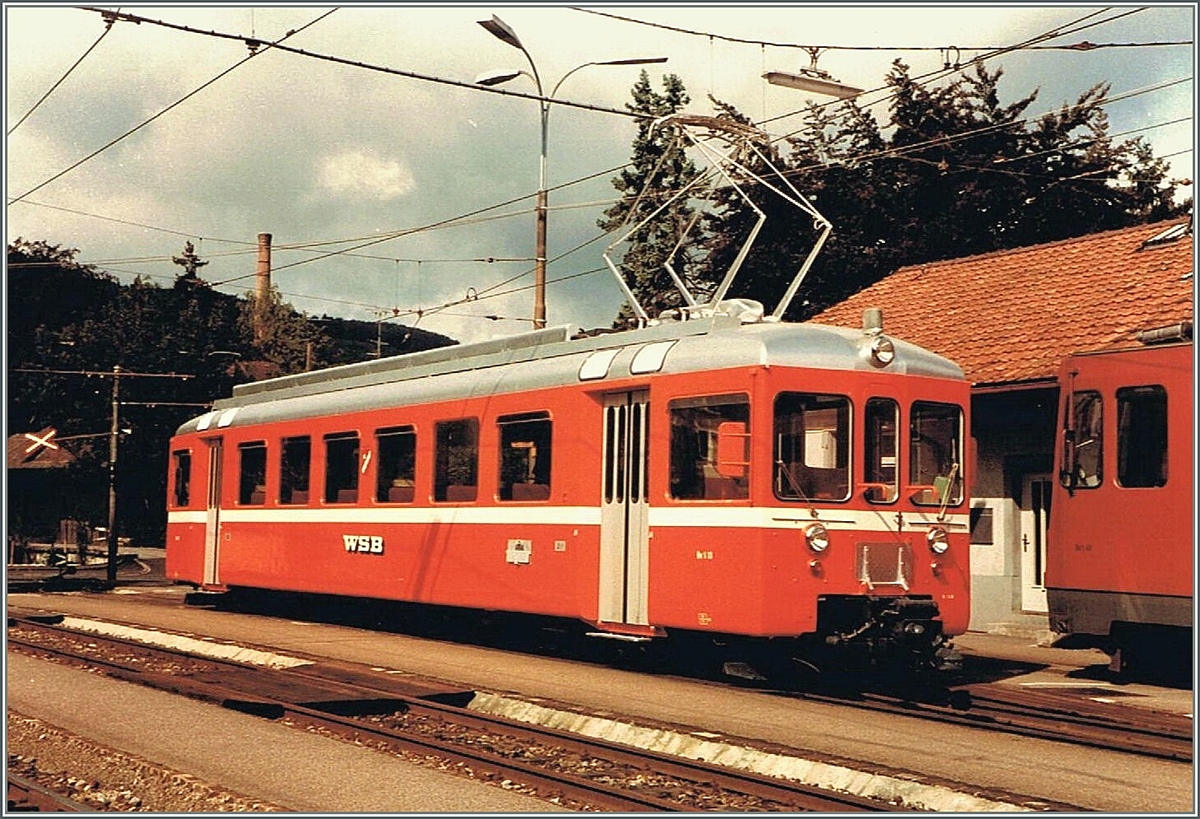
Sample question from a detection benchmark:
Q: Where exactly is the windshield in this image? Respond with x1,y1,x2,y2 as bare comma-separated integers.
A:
909,401,963,506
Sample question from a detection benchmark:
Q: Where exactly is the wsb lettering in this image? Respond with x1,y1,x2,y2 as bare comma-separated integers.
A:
343,535,384,554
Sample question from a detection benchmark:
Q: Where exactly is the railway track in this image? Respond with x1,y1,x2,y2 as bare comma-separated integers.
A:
783,677,1193,764
7,773,89,812
7,614,891,812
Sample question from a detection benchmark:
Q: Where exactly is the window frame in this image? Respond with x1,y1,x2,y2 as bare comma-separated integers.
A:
237,440,268,506
908,400,964,507
772,391,852,503
375,425,417,503
668,393,751,501
324,431,361,504
280,435,312,505
434,418,479,502
863,397,900,504
171,448,192,508
497,411,553,502
1116,384,1168,488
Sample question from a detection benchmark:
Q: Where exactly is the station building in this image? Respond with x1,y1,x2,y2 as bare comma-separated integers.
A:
812,219,1194,637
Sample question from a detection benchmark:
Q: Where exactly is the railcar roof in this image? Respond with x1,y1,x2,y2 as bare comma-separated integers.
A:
176,314,964,434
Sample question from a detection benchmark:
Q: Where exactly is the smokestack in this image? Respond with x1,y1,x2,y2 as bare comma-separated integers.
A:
254,232,272,344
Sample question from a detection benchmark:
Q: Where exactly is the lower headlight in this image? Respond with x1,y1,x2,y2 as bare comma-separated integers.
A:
805,523,830,552
927,526,950,554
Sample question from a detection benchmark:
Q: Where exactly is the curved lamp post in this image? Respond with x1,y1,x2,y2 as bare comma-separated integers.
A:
477,14,667,329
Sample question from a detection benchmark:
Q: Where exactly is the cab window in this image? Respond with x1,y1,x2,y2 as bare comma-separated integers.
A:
864,398,899,503
774,393,850,501
1061,391,1102,490
171,449,192,507
1117,385,1167,488
910,401,963,506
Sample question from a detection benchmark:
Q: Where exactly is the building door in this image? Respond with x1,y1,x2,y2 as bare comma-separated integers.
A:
204,438,223,586
598,390,650,626
1020,473,1051,613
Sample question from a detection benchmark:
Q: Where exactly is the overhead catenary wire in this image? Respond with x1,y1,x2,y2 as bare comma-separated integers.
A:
73,7,643,121
12,6,1188,333
7,8,340,205
570,6,1192,53
7,7,118,136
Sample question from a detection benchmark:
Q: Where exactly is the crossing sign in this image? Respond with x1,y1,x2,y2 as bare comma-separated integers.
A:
23,428,59,454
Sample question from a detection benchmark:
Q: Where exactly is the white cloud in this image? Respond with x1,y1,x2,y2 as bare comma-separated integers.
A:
317,151,416,201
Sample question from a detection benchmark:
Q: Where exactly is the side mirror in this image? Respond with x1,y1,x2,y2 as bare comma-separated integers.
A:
715,421,750,479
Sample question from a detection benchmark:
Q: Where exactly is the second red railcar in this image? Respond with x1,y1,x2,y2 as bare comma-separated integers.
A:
1046,330,1194,673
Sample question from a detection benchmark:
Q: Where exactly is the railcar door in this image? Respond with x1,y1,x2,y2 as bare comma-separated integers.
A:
203,438,223,586
599,390,651,626
1020,473,1051,613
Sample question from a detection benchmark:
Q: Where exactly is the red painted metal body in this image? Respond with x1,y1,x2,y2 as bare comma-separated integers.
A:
1046,340,1194,650
166,319,971,665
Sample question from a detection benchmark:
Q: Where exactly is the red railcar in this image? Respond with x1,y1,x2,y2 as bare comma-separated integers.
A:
166,307,972,672
1046,330,1194,673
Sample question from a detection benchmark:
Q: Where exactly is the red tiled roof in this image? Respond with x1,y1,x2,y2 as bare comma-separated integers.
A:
811,220,1195,386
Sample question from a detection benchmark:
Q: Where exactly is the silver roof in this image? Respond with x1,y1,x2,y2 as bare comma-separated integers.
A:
176,314,964,434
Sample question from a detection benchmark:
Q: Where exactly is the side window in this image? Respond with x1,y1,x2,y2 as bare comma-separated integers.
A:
435,418,478,502
910,401,964,506
280,436,312,504
238,441,267,505
774,393,850,502
1117,385,1167,488
498,412,552,502
376,425,416,503
171,449,192,507
324,432,360,503
669,395,750,500
864,398,899,503
1061,391,1102,490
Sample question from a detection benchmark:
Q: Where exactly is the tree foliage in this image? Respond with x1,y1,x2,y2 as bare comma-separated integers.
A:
613,61,1190,322
598,71,705,322
6,239,454,544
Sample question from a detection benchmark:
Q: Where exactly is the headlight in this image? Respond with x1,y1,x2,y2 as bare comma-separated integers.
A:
870,335,895,366
805,523,830,553
927,526,950,554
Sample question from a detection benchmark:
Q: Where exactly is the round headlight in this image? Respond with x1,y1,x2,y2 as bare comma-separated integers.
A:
927,526,950,554
805,523,830,553
870,336,896,366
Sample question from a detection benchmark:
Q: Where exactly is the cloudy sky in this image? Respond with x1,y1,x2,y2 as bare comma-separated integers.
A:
6,3,1194,346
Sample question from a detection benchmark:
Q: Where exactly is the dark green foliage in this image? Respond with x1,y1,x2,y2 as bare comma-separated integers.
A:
614,61,1190,323
6,239,456,544
598,71,706,322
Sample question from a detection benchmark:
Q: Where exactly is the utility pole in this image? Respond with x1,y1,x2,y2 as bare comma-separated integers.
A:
106,365,121,583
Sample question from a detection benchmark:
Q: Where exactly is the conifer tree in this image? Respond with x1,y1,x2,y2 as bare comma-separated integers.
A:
598,71,705,323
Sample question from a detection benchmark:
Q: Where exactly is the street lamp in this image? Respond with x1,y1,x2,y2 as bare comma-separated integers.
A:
477,13,667,329
763,47,863,99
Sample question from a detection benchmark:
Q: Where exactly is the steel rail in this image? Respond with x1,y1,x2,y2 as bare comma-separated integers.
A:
7,773,91,812
7,618,884,811
786,682,1193,763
